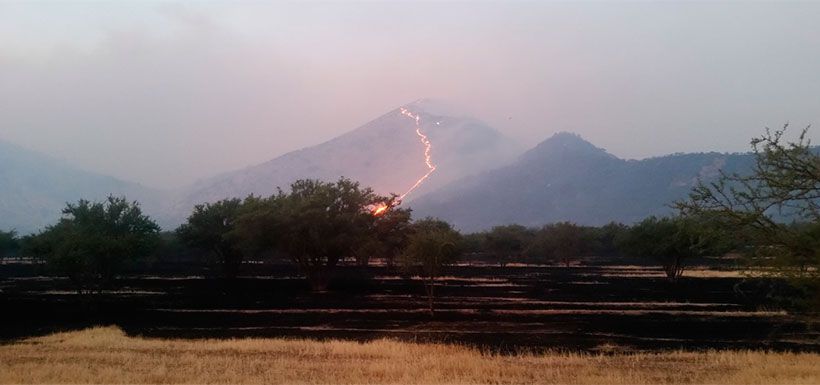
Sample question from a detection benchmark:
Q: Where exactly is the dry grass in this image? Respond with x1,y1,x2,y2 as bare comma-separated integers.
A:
1,327,818,384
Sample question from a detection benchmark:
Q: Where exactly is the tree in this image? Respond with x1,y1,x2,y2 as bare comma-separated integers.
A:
30,196,160,293
231,194,282,260
484,225,531,267
0,230,19,260
618,216,729,281
460,232,485,255
527,222,584,267
177,198,247,279
19,233,54,264
620,217,684,279
353,205,412,267
269,178,388,291
590,222,629,257
151,231,198,266
676,125,820,305
400,218,462,316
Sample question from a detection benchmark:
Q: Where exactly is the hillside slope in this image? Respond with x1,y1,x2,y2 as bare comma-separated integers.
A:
0,140,166,234
168,100,522,224
409,133,754,232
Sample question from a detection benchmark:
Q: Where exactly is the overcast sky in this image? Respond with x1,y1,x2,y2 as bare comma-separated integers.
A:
2,1,819,188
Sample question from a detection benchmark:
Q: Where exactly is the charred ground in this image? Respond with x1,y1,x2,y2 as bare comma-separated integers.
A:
2,258,817,353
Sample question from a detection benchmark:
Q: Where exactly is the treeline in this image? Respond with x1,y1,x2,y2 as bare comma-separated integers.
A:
0,180,462,313
463,217,735,278
0,230,19,260
2,193,736,285
1,124,818,310
0,181,736,313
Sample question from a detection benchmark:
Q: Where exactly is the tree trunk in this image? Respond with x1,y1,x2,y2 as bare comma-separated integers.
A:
664,256,684,281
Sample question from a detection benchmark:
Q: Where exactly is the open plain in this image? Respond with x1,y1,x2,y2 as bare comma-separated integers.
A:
2,260,818,352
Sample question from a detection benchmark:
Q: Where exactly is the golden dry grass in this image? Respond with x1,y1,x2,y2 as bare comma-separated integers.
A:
1,326,818,384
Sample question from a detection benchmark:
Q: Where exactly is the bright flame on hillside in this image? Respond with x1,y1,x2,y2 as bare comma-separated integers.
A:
371,107,437,216
372,204,389,216
398,107,437,201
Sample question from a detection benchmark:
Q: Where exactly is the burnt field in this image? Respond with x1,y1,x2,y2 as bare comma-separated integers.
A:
1,261,818,352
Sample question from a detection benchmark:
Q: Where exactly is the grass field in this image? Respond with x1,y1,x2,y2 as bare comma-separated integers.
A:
1,327,818,384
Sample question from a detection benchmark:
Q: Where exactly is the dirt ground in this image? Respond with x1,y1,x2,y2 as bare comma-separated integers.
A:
1,261,818,352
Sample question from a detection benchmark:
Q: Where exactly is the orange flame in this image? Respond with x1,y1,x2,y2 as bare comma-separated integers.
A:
371,107,437,216
372,203,389,216
398,107,437,201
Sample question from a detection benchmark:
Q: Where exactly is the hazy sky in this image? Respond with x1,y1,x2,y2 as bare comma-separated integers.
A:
2,1,819,188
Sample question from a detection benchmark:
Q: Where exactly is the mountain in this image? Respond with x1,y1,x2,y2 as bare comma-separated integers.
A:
0,140,167,234
168,100,522,224
4,105,762,235
409,132,755,232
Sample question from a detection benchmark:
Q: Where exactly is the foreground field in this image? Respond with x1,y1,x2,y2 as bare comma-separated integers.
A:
1,327,818,384
3,263,818,350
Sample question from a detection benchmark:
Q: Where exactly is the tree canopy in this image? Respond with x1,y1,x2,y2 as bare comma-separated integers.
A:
0,230,19,259
27,196,160,292
677,125,819,306
177,198,246,278
354,204,412,267
618,216,730,280
483,225,532,267
526,222,586,267
230,178,397,291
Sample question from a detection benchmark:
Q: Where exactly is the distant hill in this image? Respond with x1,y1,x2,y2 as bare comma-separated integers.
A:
2,107,766,235
0,100,521,233
168,100,522,225
0,140,167,234
409,132,755,232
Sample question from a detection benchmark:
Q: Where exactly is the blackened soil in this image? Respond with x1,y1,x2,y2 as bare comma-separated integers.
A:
1,264,818,352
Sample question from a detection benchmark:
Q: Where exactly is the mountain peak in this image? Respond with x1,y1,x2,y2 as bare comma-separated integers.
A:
404,98,465,117
543,132,593,146
172,102,521,226
523,132,615,162
410,131,755,232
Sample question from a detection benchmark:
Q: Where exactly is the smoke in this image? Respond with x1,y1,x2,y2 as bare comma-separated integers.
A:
1,2,819,188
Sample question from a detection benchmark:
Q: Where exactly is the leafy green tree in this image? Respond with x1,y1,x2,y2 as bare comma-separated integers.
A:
619,217,683,279
0,230,19,260
19,233,53,263
150,231,198,266
353,204,412,267
591,222,629,257
618,216,729,280
527,222,584,267
177,198,247,278
676,125,820,305
400,218,462,316
270,178,387,291
230,194,282,260
460,232,485,255
31,196,160,293
484,225,532,267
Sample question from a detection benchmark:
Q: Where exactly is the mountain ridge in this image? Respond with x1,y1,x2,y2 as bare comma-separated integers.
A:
408,133,756,232
1,107,768,235
0,139,168,234
166,102,523,225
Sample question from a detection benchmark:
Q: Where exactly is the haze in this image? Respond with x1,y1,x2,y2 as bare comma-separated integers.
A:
1,1,819,188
